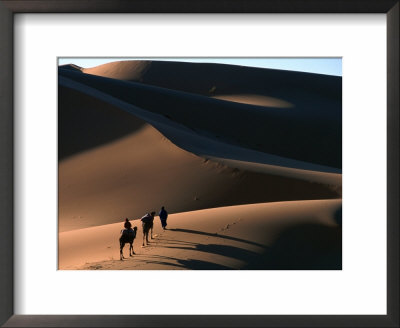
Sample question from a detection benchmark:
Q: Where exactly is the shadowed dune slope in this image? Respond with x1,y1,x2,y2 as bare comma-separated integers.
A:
59,86,146,159
59,64,82,72
59,64,342,169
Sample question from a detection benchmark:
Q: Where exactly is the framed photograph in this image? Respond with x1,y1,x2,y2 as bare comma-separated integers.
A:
0,1,398,327
58,56,343,272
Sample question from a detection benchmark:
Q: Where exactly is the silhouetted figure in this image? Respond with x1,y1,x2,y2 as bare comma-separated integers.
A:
159,206,168,230
141,211,155,246
124,218,132,230
119,226,137,260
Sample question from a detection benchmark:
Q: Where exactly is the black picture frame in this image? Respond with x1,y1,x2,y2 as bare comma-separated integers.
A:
0,1,398,327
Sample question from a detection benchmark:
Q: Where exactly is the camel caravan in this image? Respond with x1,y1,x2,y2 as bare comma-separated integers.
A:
119,208,168,260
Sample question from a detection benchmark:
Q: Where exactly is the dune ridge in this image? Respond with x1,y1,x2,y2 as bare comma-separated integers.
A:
82,60,341,102
59,123,340,232
60,60,342,169
212,94,295,108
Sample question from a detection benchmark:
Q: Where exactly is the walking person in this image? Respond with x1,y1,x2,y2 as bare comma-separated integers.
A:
159,206,168,230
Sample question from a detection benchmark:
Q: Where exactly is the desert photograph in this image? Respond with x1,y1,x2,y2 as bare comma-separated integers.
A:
58,58,342,270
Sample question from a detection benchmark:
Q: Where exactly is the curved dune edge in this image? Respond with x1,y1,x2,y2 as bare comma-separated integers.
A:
82,60,152,80
59,124,340,232
59,199,342,270
59,73,342,174
212,94,294,108
59,60,342,169
208,157,342,186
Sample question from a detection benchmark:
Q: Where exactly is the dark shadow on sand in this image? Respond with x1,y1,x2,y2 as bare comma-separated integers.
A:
130,254,231,270
161,243,260,263
244,223,342,270
167,222,341,270
334,207,342,226
58,86,146,160
177,259,230,270
169,228,266,248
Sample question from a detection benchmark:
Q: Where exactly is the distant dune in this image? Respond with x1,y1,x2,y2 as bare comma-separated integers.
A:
82,60,341,104
58,60,342,269
59,64,82,72
62,60,342,169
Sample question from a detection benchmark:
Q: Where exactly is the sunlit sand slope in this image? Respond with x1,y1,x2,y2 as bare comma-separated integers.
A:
59,199,342,270
59,123,339,232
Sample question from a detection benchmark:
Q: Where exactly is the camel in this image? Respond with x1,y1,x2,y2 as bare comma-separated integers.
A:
119,226,137,260
141,212,155,246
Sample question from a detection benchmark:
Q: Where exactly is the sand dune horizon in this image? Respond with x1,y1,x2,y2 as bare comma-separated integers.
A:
60,60,342,169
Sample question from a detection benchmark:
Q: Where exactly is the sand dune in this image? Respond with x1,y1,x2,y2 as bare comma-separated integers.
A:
59,123,339,232
60,61,342,169
209,157,342,186
59,86,146,159
60,74,341,176
83,60,151,81
212,94,294,108
82,60,341,105
59,63,82,72
59,199,342,270
58,60,342,270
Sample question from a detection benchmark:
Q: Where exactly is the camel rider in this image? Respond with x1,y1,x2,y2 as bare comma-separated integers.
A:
122,218,133,237
124,218,132,230
141,212,154,224
141,212,155,233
